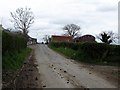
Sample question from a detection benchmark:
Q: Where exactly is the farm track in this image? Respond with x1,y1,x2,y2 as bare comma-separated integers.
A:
30,44,118,88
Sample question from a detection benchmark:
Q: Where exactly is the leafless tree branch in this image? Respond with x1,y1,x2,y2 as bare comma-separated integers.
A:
63,24,80,37
10,7,34,35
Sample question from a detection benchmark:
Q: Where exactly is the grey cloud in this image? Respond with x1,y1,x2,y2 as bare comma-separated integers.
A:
96,4,117,12
0,0,118,43
48,15,86,29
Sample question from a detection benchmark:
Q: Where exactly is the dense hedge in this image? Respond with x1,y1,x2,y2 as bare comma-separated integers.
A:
49,42,120,64
78,42,110,59
2,31,27,55
50,42,80,50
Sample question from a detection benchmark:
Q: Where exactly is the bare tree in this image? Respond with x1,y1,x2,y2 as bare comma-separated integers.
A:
10,7,34,36
43,35,50,44
97,31,117,44
63,24,80,38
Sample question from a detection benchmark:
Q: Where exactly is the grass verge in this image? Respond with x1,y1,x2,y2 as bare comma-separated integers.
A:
48,45,81,61
2,48,32,71
48,45,119,66
49,45,77,59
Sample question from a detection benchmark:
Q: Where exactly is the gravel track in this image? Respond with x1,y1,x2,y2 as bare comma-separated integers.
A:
30,44,118,88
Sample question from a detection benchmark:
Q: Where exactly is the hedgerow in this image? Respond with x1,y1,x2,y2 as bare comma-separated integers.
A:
49,42,120,65
2,31,27,55
2,31,31,70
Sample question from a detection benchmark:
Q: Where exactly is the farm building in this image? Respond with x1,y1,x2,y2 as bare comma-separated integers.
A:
74,34,95,43
51,35,73,42
27,36,37,45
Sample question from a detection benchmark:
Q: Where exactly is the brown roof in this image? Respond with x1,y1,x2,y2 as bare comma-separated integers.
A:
74,34,95,42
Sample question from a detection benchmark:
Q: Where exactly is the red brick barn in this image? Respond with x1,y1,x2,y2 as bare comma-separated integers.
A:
74,34,95,43
51,35,73,42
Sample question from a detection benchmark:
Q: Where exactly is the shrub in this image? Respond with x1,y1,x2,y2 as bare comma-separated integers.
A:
50,42,79,50
49,42,120,65
2,31,27,55
78,42,110,59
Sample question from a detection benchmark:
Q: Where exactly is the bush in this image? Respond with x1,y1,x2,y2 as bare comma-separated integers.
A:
78,42,110,59
50,42,79,50
105,45,120,63
2,31,31,70
49,42,120,65
2,31,27,55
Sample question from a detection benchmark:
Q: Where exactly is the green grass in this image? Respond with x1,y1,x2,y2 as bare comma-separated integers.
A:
49,45,77,59
2,48,32,71
48,44,119,66
49,45,87,61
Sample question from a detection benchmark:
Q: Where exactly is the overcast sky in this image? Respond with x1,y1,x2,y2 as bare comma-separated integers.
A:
0,0,119,42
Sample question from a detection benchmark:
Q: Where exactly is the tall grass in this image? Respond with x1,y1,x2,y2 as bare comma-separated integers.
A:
3,48,32,71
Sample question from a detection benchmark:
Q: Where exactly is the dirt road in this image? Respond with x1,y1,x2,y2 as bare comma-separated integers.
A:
30,44,118,88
